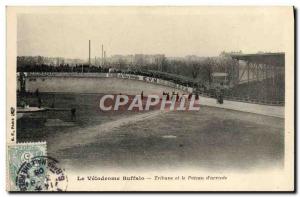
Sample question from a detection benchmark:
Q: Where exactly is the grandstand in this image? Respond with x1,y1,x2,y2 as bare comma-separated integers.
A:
229,53,285,105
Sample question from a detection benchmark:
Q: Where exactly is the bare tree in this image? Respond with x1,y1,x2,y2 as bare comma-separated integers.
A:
191,62,200,79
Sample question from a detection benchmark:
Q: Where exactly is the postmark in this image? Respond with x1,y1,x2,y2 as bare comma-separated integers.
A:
8,142,47,191
16,156,68,191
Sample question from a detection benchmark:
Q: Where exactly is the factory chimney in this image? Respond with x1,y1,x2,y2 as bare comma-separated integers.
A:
89,40,91,66
101,44,104,66
104,51,106,66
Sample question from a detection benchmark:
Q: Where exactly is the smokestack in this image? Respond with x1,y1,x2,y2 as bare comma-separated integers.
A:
101,44,104,66
89,40,91,66
104,51,106,65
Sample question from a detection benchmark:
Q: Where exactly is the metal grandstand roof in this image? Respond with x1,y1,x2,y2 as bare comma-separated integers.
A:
230,53,285,67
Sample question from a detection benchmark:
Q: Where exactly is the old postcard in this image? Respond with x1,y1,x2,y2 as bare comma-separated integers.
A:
6,6,294,192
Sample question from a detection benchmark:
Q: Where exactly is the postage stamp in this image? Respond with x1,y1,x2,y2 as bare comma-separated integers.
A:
7,142,47,191
8,142,68,191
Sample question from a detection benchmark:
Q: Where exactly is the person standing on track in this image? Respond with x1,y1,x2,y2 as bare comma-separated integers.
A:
141,91,144,100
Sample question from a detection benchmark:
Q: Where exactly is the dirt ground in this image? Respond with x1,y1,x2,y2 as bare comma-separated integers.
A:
17,93,284,173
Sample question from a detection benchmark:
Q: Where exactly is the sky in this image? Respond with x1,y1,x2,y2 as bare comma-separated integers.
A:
17,7,293,59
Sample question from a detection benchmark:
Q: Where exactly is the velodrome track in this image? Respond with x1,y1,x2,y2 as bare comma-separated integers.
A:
23,74,284,118
198,96,284,118
17,74,284,171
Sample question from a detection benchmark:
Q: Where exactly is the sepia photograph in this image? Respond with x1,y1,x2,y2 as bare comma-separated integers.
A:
6,6,294,192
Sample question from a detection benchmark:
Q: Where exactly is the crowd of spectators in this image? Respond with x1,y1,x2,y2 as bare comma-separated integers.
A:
18,63,208,91
17,64,110,73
